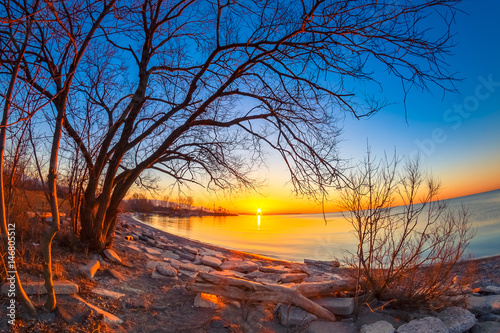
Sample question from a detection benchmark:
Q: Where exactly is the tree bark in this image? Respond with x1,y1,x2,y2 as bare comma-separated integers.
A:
186,272,357,322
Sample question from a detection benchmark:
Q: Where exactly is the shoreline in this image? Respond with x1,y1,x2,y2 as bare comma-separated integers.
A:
126,212,500,265
123,213,298,265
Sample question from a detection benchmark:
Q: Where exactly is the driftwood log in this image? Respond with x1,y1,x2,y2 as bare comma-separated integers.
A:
187,272,355,322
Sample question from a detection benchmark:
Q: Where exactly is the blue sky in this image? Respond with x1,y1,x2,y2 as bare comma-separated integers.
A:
336,0,500,198
212,0,500,214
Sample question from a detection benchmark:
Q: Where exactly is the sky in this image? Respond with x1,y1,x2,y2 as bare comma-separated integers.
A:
193,1,500,215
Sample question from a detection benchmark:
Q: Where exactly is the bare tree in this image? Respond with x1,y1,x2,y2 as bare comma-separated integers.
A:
8,0,460,251
1,0,117,311
0,0,40,316
339,152,474,307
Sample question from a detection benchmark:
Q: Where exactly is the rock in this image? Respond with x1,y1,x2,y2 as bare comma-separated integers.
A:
466,295,500,315
107,268,125,281
437,307,476,333
471,321,500,333
193,255,202,264
280,273,307,283
163,258,182,269
161,250,181,260
480,286,500,295
278,304,318,326
151,270,177,280
304,273,343,282
312,297,355,316
146,261,162,270
197,265,215,273
245,271,281,284
91,288,126,300
259,265,291,274
304,321,358,333
201,256,223,268
80,259,100,279
125,244,141,252
396,317,449,333
304,259,340,268
178,269,198,279
360,321,396,333
103,249,121,264
210,270,243,278
478,313,500,322
156,263,177,277
179,262,199,272
201,247,224,258
220,260,259,273
175,250,196,261
71,295,123,325
143,246,162,256
2,280,78,295
194,293,219,309
183,245,199,255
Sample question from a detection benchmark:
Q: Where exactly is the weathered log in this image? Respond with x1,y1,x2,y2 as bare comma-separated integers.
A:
187,272,347,321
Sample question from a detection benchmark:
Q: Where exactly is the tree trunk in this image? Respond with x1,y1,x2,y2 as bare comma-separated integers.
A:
42,100,66,312
0,17,37,315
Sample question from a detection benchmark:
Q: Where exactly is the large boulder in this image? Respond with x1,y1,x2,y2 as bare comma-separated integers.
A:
471,322,500,333
360,321,396,333
437,307,477,333
311,297,354,316
304,321,357,333
396,317,448,333
466,295,500,315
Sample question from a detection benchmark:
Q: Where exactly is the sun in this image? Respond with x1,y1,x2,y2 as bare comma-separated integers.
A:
257,208,262,215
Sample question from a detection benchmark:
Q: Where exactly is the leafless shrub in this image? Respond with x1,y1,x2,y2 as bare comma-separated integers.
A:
339,151,475,308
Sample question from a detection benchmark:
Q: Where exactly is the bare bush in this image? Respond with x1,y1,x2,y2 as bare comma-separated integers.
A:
339,152,475,308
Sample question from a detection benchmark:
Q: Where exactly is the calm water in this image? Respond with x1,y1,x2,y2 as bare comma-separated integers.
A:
134,189,500,262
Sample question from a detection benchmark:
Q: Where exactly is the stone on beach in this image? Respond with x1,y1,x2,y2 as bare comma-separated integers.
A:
396,317,449,333
360,321,395,333
194,293,219,309
280,273,308,283
220,260,259,273
304,321,358,333
259,265,291,274
183,245,199,255
125,243,142,252
143,246,162,256
80,259,100,279
156,263,178,277
304,258,340,268
91,288,126,300
466,295,500,315
311,297,354,316
2,280,78,295
161,250,181,260
201,255,223,268
437,307,477,333
103,248,122,264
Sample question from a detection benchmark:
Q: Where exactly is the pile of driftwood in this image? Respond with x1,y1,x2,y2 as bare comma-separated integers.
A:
187,272,354,321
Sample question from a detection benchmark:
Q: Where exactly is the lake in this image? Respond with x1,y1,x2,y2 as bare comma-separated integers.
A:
134,189,500,262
